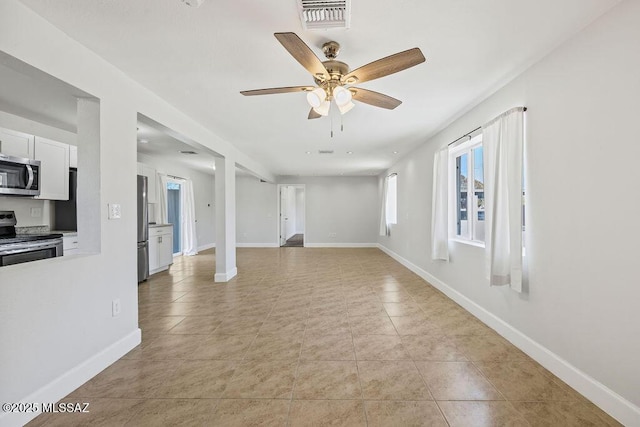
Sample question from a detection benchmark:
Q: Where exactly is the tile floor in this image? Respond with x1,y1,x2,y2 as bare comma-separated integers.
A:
28,248,622,426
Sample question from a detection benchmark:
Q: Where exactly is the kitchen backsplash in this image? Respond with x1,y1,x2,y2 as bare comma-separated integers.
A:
16,225,51,234
0,197,51,227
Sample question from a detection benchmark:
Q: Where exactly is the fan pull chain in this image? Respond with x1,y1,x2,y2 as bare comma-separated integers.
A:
341,114,344,132
330,112,334,138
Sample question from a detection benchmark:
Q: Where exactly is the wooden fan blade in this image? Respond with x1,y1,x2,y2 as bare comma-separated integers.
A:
351,88,402,110
274,32,329,80
308,108,322,119
342,48,425,85
240,86,314,96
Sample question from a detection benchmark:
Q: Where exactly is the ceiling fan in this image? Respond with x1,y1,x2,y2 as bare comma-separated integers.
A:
240,32,426,119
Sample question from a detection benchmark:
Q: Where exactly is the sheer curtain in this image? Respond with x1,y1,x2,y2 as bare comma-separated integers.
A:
379,175,390,236
181,179,198,256
482,107,525,292
156,173,169,225
431,147,449,261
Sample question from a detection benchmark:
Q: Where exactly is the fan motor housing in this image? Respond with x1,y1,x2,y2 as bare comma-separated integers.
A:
315,60,349,86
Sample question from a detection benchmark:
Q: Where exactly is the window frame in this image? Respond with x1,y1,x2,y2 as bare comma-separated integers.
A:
449,134,485,247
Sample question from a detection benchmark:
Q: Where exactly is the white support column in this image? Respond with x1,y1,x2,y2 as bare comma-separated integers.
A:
214,156,237,282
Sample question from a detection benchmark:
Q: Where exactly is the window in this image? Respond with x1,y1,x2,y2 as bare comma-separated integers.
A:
450,135,484,243
386,174,397,225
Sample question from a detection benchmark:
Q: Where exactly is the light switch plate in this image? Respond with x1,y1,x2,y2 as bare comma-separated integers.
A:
112,299,121,317
108,203,122,219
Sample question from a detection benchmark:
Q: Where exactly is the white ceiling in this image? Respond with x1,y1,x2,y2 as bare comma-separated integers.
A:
15,0,621,176
137,118,219,176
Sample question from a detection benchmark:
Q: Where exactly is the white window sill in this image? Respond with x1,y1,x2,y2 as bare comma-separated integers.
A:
450,237,485,248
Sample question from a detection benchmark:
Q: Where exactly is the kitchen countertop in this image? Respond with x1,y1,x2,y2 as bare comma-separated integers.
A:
14,226,77,237
52,230,78,237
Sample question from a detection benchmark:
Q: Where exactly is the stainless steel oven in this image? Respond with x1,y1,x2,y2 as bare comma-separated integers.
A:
0,154,41,196
0,238,63,266
0,211,63,267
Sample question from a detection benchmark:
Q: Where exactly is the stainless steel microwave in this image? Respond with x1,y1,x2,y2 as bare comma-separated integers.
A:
0,154,41,196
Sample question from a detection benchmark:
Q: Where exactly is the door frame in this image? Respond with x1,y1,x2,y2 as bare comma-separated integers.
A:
166,176,183,256
276,184,306,247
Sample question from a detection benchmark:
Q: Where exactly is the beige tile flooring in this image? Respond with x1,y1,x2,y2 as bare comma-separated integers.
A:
28,248,621,426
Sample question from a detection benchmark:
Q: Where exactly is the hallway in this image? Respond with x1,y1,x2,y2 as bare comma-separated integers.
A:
28,248,619,426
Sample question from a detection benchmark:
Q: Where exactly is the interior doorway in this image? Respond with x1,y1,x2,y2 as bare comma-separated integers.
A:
278,184,305,247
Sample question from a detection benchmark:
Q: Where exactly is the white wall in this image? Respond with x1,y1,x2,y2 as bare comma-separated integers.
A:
0,109,76,146
279,176,378,246
378,1,640,424
0,197,51,227
137,153,215,250
295,187,305,233
235,175,277,246
0,2,269,426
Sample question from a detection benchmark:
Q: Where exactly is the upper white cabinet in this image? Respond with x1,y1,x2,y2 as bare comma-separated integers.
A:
137,162,157,204
69,145,78,168
34,137,70,200
0,127,34,159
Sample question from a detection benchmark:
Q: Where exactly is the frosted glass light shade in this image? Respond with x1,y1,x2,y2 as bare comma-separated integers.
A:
338,101,355,115
307,88,326,108
333,86,352,106
313,100,331,116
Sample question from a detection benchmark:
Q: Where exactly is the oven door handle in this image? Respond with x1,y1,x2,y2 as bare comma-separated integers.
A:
26,165,34,189
0,239,63,256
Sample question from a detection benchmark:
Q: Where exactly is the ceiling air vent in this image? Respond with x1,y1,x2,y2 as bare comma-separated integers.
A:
179,150,198,155
298,0,351,30
318,150,334,154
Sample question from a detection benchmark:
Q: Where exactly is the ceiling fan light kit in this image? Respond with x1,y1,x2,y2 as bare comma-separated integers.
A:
314,100,331,116
333,86,352,106
240,32,426,122
338,100,355,115
306,87,326,108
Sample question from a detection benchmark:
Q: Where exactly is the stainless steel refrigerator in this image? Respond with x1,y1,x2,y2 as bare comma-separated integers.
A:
137,175,149,282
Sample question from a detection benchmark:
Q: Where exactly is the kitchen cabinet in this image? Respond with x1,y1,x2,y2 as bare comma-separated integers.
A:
0,127,34,159
34,137,70,200
62,234,79,256
149,225,173,274
137,162,157,204
69,145,78,168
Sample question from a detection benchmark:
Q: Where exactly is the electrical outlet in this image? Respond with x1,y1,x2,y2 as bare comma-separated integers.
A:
108,203,121,219
328,232,337,238
30,207,42,217
112,299,121,317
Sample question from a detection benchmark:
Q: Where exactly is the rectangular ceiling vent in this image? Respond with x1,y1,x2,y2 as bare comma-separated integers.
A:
318,150,334,154
298,0,351,30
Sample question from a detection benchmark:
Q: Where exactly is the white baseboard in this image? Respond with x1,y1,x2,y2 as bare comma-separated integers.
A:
149,265,169,275
236,243,279,248
304,243,378,248
0,329,141,427
198,242,215,251
214,267,238,282
377,243,640,427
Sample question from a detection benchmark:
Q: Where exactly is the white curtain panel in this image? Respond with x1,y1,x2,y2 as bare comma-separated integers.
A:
379,175,390,236
482,107,525,292
181,179,198,256
156,173,169,225
431,147,449,261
